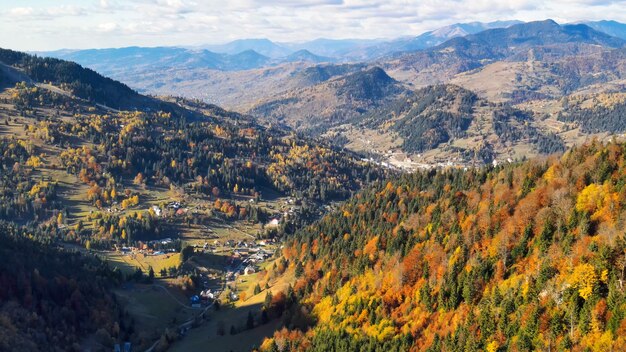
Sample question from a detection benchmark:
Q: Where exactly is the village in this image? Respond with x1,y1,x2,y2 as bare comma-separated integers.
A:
98,192,313,348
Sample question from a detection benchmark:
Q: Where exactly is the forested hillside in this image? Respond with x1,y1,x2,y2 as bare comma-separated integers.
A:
0,47,390,351
0,48,155,110
0,221,126,351
558,93,626,133
259,140,626,351
248,67,408,135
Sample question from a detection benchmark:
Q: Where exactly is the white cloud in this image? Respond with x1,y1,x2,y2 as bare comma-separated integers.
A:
97,22,119,33
8,7,34,17
1,0,626,50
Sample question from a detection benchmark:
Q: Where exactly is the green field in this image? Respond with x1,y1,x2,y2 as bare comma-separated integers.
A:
104,251,181,275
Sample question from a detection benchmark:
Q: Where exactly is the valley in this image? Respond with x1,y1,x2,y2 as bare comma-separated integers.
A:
4,9,626,352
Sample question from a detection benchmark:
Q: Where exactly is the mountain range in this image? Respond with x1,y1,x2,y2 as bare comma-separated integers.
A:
33,19,626,168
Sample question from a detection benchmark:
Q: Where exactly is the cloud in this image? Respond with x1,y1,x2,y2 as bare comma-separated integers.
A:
5,4,86,20
2,0,626,50
8,7,34,17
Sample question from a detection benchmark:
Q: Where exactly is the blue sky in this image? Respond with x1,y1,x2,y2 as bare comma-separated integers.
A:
1,0,626,51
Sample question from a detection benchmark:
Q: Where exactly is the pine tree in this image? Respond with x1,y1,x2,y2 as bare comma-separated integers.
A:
246,311,254,330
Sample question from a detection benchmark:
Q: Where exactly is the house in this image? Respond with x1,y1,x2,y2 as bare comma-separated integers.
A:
266,218,280,228
167,202,182,210
201,290,214,300
151,205,162,217
244,265,256,275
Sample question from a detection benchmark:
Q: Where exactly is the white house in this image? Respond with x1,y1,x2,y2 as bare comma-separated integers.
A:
244,266,256,275
266,218,280,228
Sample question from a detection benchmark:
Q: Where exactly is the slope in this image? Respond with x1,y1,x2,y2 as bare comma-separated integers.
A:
384,20,626,86
248,67,408,134
0,48,148,110
260,140,626,351
0,47,388,351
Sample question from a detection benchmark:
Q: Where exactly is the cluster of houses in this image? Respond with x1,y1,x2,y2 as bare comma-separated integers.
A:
150,202,188,218
118,237,177,256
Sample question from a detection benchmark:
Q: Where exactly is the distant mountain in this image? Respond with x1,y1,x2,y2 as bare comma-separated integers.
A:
413,20,524,47
296,63,366,85
43,46,272,75
281,49,334,63
203,38,292,58
224,49,271,69
248,67,408,134
460,20,625,52
580,20,626,40
383,20,626,86
354,20,523,59
282,38,383,58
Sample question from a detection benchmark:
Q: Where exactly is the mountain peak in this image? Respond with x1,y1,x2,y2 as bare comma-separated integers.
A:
337,66,399,100
282,49,333,63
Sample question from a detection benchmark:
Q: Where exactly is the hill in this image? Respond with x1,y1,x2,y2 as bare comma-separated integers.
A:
362,84,563,156
258,140,626,351
450,47,626,103
282,50,334,64
0,48,149,109
45,46,273,75
248,67,408,134
203,38,293,58
0,48,388,351
0,221,125,351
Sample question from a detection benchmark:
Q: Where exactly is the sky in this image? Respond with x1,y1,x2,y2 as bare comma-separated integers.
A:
1,0,626,51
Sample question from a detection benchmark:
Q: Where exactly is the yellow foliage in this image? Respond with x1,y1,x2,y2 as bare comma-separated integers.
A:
601,269,609,283
486,341,499,352
569,263,598,300
448,246,462,268
25,155,42,168
543,165,557,182
29,181,50,198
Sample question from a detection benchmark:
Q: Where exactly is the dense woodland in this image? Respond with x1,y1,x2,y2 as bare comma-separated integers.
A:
3,81,385,249
258,141,626,351
0,138,63,222
0,221,127,351
0,48,142,109
361,85,565,158
558,95,626,133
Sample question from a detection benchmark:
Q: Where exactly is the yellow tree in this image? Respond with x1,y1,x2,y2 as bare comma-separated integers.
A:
569,263,598,300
